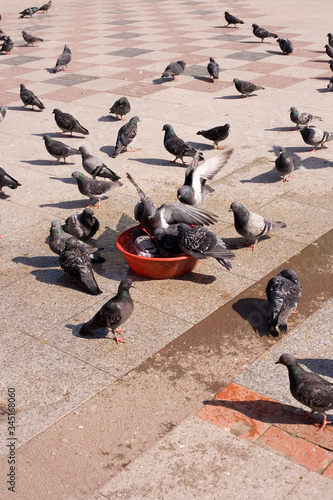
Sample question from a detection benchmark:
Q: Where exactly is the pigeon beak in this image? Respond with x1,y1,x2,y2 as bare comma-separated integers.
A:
130,283,135,288
275,360,281,365
228,208,232,212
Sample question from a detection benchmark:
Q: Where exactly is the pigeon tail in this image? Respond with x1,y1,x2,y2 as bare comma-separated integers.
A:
217,258,232,271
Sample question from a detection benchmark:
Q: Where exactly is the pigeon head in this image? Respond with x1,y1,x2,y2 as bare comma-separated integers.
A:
50,220,63,237
64,237,80,251
233,78,240,84
129,116,140,124
82,207,94,218
275,353,298,367
79,146,89,156
119,279,135,291
42,134,52,143
72,171,86,182
176,61,186,69
228,202,249,224
52,108,62,117
20,83,26,90
252,23,258,28
177,186,193,204
64,44,71,53
279,269,300,284
162,124,174,134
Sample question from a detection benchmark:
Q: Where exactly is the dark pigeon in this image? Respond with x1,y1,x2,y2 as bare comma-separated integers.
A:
64,208,100,241
277,38,293,54
197,124,230,149
161,61,186,80
207,57,219,81
233,78,264,97
53,44,71,73
42,134,80,163
19,7,38,18
152,225,183,256
53,108,89,136
266,269,301,334
71,171,123,208
22,30,43,45
275,147,295,182
276,353,333,430
109,96,131,120
0,167,21,194
20,83,45,110
252,23,278,42
163,123,203,165
80,279,135,343
79,146,120,180
224,12,244,27
0,36,13,54
298,125,333,152
325,44,333,59
328,59,333,72
328,33,333,48
327,76,333,91
112,116,140,158
38,0,52,13
289,106,322,129
0,104,8,123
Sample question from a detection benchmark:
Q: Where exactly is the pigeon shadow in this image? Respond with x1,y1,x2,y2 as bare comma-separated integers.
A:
100,145,115,157
152,77,171,84
98,114,113,122
31,268,100,294
232,297,274,337
8,105,43,113
300,358,333,379
265,126,293,132
12,255,58,268
311,76,331,80
21,159,77,166
317,87,332,93
31,132,71,138
127,157,174,167
186,140,212,151
194,76,213,83
239,169,281,184
214,95,240,100
40,199,96,210
265,50,285,55
222,235,270,250
66,323,111,339
0,192,10,199
49,176,76,184
301,157,333,169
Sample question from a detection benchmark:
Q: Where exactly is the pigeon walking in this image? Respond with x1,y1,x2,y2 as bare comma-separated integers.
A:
59,237,102,295
53,44,71,73
325,44,333,59
298,125,333,152
38,0,52,13
177,149,233,207
80,279,135,343
224,12,244,27
53,108,89,136
289,106,322,129
161,61,186,80
79,146,120,180
64,208,100,241
112,116,140,158
266,269,301,334
327,33,333,48
19,7,38,18
177,223,235,270
207,57,219,81
49,220,104,261
197,124,230,149
275,147,295,182
229,201,287,250
276,353,333,430
277,38,293,54
20,84,44,110
0,167,21,194
109,96,131,120
22,30,43,45
42,135,80,163
0,104,8,123
72,171,122,208
163,123,203,164
252,23,278,42
0,36,13,54
233,78,264,97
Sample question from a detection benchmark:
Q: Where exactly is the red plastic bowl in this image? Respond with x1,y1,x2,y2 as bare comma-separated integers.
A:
116,225,198,279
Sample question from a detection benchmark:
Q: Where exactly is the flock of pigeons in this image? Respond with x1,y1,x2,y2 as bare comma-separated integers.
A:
1,5,332,429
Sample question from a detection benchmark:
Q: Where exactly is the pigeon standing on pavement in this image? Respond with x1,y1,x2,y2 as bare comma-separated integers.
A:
329,59,333,72
80,279,135,343
49,220,104,261
207,57,219,81
327,33,333,48
109,96,131,120
163,123,203,164
324,44,333,59
79,146,120,180
177,149,233,207
327,76,333,91
64,208,100,241
289,106,322,129
53,108,89,136
38,0,52,13
161,61,186,80
0,104,8,123
252,23,278,42
276,353,333,430
59,237,102,295
22,30,43,45
275,147,295,182
112,116,140,158
197,124,230,149
266,269,301,334
19,7,38,18
277,38,293,54
53,44,71,72
229,201,287,250
0,167,21,194
224,12,244,27
71,171,123,208
298,125,333,152
233,78,264,97
20,84,45,110
42,135,80,163
0,36,13,54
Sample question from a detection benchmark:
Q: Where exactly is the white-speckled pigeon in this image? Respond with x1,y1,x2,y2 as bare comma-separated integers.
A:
109,96,131,120
112,116,140,158
64,208,100,241
289,107,322,129
0,36,13,54
266,269,301,334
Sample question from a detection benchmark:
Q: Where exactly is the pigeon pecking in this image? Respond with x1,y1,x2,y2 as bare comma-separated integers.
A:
277,38,293,54
20,83,45,110
53,44,71,73
233,78,264,97
71,171,123,209
224,12,244,27
0,167,21,194
19,7,38,18
266,269,301,334
42,135,80,163
289,106,322,129
298,125,333,152
275,147,295,182
21,30,43,45
112,116,140,158
161,61,186,80
197,124,230,149
64,208,100,241
252,23,278,42
163,123,203,164
53,108,89,136
109,96,131,120
79,146,120,180
207,57,219,81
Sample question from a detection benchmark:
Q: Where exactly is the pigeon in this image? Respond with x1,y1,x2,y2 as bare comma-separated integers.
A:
64,208,100,241
112,116,140,158
132,227,161,257
0,104,8,123
328,59,333,72
275,147,295,182
20,84,45,110
0,167,21,194
0,36,13,54
229,201,287,250
42,135,80,163
53,108,89,136
324,44,333,59
163,123,203,165
277,38,293,54
19,7,38,18
80,279,135,343
71,171,123,208
289,106,322,129
197,124,230,149
79,146,120,180
53,44,71,73
22,30,43,45
177,223,235,270
177,149,233,207
276,353,333,430
49,220,104,262
59,237,102,295
38,0,52,13
328,33,333,49
224,12,244,27
252,23,278,42
233,78,264,97
207,57,219,81
266,269,301,334
327,76,333,91
153,225,184,256
109,96,131,120
161,61,186,80
298,125,333,152
126,172,218,236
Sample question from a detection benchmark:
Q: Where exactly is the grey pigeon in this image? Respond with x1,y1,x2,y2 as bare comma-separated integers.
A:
163,123,203,164
327,76,333,91
327,33,333,48
224,12,244,27
177,149,233,207
233,78,264,97
328,59,333,72
126,172,218,236
80,279,135,343
59,237,102,295
53,44,71,73
53,108,89,136
153,225,183,256
277,38,293,54
325,44,333,59
229,201,287,250
275,147,295,182
207,57,219,81
79,146,120,180
38,0,52,12
0,104,8,123
197,124,230,149
19,7,38,18
42,134,80,163
252,23,278,42
177,223,235,271
0,36,13,54
266,269,301,334
289,106,322,129
112,116,140,158
22,30,43,45
298,125,333,152
276,353,333,430
71,171,123,208
161,61,186,80
109,96,131,120
0,167,21,194
132,227,161,258
20,83,44,110
64,208,100,241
